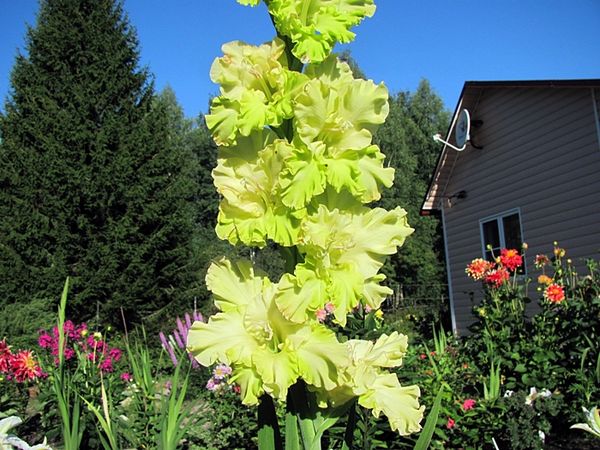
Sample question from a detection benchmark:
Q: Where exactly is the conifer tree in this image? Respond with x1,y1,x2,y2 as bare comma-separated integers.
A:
0,0,201,327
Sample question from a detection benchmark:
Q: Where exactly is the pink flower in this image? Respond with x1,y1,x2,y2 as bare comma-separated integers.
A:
212,364,232,380
76,323,88,338
0,339,13,374
11,350,43,382
109,348,122,362
63,320,77,339
315,308,327,322
462,399,476,411
206,377,218,392
446,417,455,429
63,347,75,360
324,302,335,314
38,333,53,349
120,372,132,382
99,357,113,373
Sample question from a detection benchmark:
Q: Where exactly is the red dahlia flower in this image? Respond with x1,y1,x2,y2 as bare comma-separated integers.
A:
544,283,565,303
485,267,510,288
11,350,43,382
465,258,494,280
499,248,523,271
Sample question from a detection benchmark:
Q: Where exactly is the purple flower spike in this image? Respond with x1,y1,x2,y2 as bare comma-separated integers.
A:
166,344,178,366
176,317,187,342
159,331,178,366
193,311,203,323
173,330,185,350
187,352,200,368
159,331,169,351
185,313,192,329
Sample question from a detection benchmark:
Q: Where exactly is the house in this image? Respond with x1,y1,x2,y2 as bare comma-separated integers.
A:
421,80,600,334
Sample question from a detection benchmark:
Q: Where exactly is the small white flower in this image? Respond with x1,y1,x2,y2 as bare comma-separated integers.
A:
525,387,538,405
540,388,552,398
503,390,514,398
538,430,545,442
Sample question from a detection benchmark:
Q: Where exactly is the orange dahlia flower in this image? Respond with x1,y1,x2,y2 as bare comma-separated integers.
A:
544,283,565,304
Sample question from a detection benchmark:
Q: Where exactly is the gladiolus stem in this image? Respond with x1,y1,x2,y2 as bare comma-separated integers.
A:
258,395,283,450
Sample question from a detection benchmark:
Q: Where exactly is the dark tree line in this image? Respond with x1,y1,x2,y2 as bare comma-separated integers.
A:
0,0,209,342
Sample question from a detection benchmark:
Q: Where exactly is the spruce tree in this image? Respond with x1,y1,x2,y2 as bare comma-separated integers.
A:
0,0,201,329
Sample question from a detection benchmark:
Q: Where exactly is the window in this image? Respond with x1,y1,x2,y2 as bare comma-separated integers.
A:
480,209,524,271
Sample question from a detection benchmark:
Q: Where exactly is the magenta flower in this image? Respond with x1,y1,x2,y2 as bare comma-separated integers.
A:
109,348,122,362
99,357,113,373
121,372,132,382
63,347,75,360
38,333,53,349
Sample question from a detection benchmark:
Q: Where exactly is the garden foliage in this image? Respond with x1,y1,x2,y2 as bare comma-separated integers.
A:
401,244,600,449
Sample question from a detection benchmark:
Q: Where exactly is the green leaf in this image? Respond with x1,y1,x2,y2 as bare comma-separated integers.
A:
414,385,444,450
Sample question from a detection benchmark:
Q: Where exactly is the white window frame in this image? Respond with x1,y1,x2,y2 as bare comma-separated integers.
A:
479,208,525,271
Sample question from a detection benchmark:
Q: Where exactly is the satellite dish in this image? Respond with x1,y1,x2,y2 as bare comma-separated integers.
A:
455,109,471,148
432,108,472,152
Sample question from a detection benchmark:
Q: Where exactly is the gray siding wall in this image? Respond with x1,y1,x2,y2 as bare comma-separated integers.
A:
443,87,600,334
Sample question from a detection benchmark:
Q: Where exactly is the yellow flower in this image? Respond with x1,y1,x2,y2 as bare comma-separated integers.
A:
375,309,384,319
187,258,349,405
538,275,553,285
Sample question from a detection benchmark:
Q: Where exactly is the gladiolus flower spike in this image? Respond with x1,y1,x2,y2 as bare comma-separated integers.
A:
189,0,424,442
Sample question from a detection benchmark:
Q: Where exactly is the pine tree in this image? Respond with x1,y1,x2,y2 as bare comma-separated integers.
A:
0,0,202,329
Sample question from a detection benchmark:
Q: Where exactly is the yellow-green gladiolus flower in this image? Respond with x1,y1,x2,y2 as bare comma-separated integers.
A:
313,332,423,435
261,0,376,63
275,205,413,325
187,258,349,405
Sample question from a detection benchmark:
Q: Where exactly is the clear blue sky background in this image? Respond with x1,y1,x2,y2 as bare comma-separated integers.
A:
1,0,599,117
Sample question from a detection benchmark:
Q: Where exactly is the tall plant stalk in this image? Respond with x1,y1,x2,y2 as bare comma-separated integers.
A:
187,1,425,448
53,278,85,449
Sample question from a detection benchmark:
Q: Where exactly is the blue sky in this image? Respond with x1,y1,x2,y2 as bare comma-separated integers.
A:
1,0,599,117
